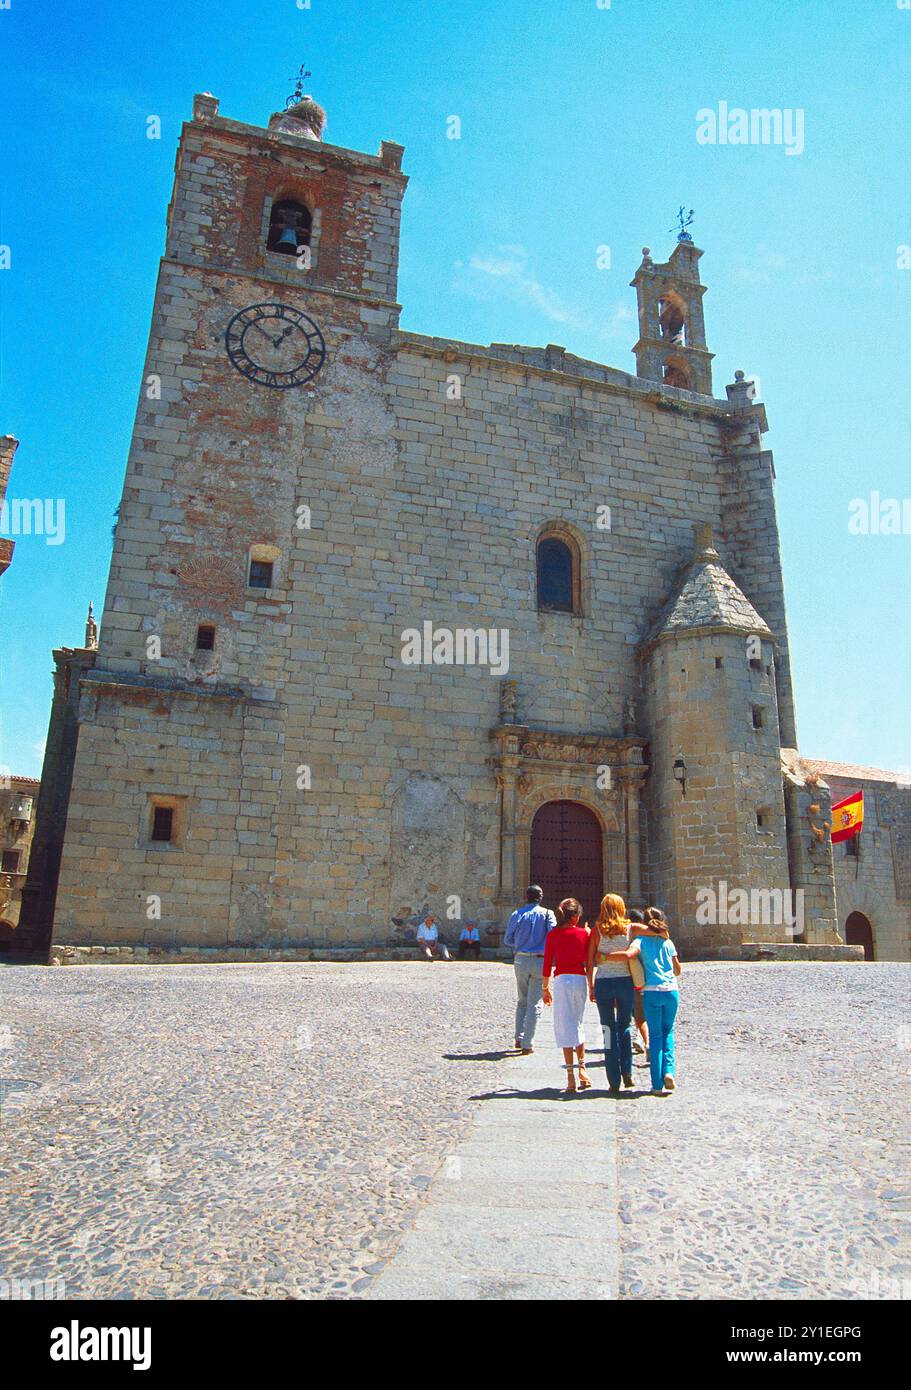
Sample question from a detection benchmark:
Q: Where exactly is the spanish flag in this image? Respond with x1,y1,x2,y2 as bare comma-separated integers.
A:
831,790,864,844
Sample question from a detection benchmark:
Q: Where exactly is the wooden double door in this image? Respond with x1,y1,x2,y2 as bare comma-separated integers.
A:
530,800,604,925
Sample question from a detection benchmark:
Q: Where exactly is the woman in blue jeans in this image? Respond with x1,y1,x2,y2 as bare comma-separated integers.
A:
604,906,681,1096
587,893,634,1094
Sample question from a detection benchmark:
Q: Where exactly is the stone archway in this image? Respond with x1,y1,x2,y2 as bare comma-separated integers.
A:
488,719,646,922
844,910,875,961
835,882,887,956
530,801,604,923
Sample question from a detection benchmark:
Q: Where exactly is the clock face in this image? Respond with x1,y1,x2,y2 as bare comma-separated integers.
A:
225,302,326,389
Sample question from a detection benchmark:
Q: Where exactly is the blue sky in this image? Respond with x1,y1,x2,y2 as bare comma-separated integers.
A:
1,0,909,778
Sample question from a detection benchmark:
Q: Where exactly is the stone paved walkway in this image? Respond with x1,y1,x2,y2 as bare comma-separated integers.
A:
365,1021,620,1300
1,960,908,1300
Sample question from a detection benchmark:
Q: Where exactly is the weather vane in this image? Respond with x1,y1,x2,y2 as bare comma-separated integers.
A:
670,206,695,243
285,63,312,110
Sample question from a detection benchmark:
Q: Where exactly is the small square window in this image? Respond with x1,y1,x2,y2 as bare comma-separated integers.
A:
752,706,764,729
845,837,859,858
756,811,768,830
1,849,21,873
145,795,187,849
151,807,174,842
248,559,274,589
749,657,762,671
715,657,723,669
196,624,216,651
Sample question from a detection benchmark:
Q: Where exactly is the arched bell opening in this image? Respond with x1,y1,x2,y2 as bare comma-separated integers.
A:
663,355,693,390
267,199,312,255
658,291,688,346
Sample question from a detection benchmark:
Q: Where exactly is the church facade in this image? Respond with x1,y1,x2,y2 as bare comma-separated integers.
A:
15,90,907,960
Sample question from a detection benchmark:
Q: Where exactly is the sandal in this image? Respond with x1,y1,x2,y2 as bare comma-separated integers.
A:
577,1063,592,1090
563,1064,577,1095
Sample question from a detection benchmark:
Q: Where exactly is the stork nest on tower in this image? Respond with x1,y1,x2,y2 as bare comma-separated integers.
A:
282,96,326,136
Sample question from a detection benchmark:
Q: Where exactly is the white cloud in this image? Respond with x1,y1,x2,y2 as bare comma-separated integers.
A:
453,244,631,344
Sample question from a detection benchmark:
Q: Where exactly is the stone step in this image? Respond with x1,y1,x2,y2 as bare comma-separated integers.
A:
46,943,515,966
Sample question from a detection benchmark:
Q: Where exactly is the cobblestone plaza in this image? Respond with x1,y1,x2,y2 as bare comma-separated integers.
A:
1,960,908,1300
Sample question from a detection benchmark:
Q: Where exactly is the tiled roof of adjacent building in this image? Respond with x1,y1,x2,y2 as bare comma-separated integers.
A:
800,758,911,787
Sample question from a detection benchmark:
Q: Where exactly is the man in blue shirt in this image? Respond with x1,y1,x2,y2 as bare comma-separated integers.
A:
504,885,556,1053
458,921,481,960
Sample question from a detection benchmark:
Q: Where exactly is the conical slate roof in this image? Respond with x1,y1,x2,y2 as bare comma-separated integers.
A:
644,527,772,647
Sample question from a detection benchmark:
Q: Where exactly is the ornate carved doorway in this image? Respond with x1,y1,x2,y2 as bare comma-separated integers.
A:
845,910,875,961
530,801,604,923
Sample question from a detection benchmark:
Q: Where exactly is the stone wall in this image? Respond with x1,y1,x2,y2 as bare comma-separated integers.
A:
15,648,96,956
0,776,40,938
720,381,797,748
825,772,911,962
780,766,839,946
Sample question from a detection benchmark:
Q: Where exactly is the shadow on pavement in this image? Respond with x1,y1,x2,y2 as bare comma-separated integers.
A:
444,1048,611,1063
443,1050,518,1062
468,1086,656,1102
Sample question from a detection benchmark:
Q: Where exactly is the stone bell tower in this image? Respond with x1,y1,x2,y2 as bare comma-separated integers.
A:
631,234,714,395
89,84,409,691
165,89,407,322
33,86,412,954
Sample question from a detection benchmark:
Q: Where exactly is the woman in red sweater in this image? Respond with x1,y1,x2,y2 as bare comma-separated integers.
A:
542,898,592,1094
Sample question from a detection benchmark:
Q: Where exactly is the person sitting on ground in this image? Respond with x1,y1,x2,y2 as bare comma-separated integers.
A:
542,898,592,1095
458,921,481,960
416,914,451,961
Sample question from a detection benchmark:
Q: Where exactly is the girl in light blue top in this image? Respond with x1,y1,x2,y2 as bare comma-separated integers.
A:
608,906,681,1095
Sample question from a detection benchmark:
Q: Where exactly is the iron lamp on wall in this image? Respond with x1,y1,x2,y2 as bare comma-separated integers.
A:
672,756,687,798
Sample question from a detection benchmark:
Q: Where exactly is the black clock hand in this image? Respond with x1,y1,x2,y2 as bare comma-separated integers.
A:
271,325,295,348
249,320,276,346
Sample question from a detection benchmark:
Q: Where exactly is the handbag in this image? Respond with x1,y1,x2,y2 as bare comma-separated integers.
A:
629,952,646,990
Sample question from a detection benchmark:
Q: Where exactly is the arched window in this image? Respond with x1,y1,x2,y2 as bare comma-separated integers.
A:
267,199,312,256
536,531,580,614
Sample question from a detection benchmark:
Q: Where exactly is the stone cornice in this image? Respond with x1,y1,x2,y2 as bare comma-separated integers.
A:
79,670,276,706
159,256,402,313
489,723,648,772
638,620,780,662
396,331,736,421
182,117,409,185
